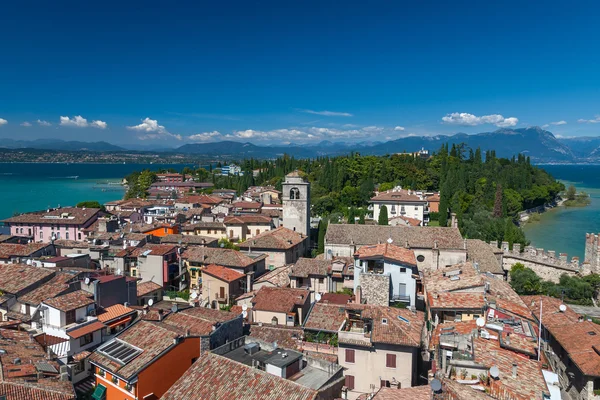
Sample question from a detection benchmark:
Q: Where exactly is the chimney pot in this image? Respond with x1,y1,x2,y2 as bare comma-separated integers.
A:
512,363,518,378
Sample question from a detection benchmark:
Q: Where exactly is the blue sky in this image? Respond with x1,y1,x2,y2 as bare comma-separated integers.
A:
1,0,599,147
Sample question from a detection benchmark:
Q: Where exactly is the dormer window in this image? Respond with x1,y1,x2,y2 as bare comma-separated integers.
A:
382,318,388,325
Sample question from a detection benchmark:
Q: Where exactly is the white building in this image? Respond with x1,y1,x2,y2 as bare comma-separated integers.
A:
370,187,429,225
282,171,310,237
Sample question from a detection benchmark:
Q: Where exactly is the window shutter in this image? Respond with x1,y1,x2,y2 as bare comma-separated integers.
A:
386,353,396,368
345,375,355,390
345,349,355,363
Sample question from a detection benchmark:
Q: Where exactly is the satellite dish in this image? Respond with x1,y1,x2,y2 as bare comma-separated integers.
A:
273,341,278,349
490,365,500,379
476,317,485,328
559,304,567,312
120,233,125,239
116,269,122,276
26,259,32,266
315,293,322,302
242,304,248,311
430,378,442,393
147,299,154,306
84,277,90,285
51,235,56,241
387,237,393,244
242,310,248,318
190,292,198,300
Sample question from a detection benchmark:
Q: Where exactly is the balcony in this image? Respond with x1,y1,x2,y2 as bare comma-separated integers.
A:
338,330,372,346
391,294,411,303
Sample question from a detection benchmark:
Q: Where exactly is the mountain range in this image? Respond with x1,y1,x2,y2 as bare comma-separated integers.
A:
2,127,600,162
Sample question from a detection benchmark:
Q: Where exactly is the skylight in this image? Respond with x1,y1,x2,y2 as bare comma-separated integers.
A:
98,340,143,365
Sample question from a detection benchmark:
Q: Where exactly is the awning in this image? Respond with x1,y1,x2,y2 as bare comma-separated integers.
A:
91,384,106,400
106,316,131,328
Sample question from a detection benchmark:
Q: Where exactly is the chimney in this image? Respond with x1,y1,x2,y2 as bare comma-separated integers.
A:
450,213,457,228
246,272,254,293
98,218,108,233
512,363,518,378
158,309,164,321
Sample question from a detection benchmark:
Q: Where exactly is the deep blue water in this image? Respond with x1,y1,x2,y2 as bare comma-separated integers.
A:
523,165,600,261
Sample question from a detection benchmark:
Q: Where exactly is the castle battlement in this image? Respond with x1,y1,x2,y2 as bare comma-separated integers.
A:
494,241,583,273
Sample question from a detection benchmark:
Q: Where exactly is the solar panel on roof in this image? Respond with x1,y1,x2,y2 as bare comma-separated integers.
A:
98,340,143,365
35,362,58,374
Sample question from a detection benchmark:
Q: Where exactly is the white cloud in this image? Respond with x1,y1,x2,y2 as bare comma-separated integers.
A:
362,126,384,133
442,112,519,127
128,118,181,141
542,120,567,128
188,131,222,142
37,120,51,126
299,109,353,117
394,126,405,131
90,120,107,129
20,122,32,127
0,118,7,126
578,116,600,124
59,115,107,129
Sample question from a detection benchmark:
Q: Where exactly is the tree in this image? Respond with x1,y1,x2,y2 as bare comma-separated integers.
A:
76,201,104,211
439,193,449,227
378,205,389,225
358,212,365,224
493,184,503,218
509,263,542,295
317,219,328,254
567,185,577,201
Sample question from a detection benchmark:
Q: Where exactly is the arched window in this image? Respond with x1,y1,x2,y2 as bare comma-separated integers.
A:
290,187,300,200
271,316,278,326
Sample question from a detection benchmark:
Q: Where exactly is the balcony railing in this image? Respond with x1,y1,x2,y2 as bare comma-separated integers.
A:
391,294,411,303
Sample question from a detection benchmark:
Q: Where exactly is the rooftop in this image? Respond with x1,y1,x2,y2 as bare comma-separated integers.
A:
252,286,309,313
289,258,331,278
43,290,94,312
231,201,262,209
325,224,464,250
466,239,504,275
248,325,303,350
238,227,307,250
136,281,162,297
355,243,417,266
161,234,217,246
202,264,245,283
224,215,273,224
162,307,238,336
97,304,137,324
424,262,485,293
183,247,266,268
370,189,427,203
18,271,78,306
0,263,54,294
428,292,485,310
161,352,317,400
0,243,52,259
303,303,347,332
370,386,431,400
253,265,293,287
116,243,176,258
3,207,100,226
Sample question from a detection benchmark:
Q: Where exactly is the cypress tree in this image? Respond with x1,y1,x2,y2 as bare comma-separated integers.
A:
317,219,328,254
378,205,389,225
494,184,503,218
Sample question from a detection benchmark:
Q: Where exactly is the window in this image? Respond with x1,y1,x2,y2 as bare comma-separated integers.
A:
381,380,391,388
78,232,81,240
319,278,324,284
290,187,300,200
286,315,294,323
65,310,76,325
66,232,69,240
386,353,397,368
72,360,84,374
40,231,43,240
415,206,418,210
345,349,355,363
131,269,137,277
382,318,388,324
400,267,406,273
256,229,260,236
271,316,278,326
417,255,425,263
345,375,355,390
80,333,94,346
28,228,31,236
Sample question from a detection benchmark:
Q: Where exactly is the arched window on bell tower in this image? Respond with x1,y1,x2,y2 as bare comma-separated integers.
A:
290,187,300,200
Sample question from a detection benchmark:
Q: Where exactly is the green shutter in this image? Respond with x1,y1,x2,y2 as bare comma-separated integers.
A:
91,384,107,400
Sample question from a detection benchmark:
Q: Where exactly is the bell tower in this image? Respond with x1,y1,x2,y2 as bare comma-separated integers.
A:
282,170,310,237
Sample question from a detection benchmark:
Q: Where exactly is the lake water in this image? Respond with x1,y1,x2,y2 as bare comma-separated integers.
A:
0,163,196,221
522,164,600,261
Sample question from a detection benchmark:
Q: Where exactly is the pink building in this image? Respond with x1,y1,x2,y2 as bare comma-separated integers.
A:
2,207,101,243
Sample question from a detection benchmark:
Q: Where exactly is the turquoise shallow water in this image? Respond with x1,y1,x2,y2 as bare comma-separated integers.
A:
522,165,600,261
0,163,196,221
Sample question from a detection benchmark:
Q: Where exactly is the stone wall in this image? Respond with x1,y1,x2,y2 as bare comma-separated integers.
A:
359,273,390,306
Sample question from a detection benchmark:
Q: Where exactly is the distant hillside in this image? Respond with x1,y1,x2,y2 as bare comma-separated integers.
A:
176,140,320,158
0,138,125,152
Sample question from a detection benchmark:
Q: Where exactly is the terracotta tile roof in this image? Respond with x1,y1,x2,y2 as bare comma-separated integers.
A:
35,333,69,348
252,287,309,313
499,331,537,357
466,239,504,274
254,265,292,287
224,215,272,225
161,352,318,400
202,264,245,283
248,325,303,350
89,320,183,380
232,201,262,209
136,281,162,297
43,290,94,312
19,272,78,306
2,207,100,226
473,337,549,399
66,321,105,339
483,274,532,320
389,215,422,226
178,194,223,205
238,227,307,250
183,247,265,268
430,320,478,349
52,240,88,249
0,263,54,294
181,221,226,231
97,304,137,323
362,306,424,347
427,292,485,310
370,189,427,203
440,379,492,400
371,386,431,400
0,329,75,400
522,295,600,376
424,262,485,293
355,243,417,265
0,243,52,259
161,234,217,246
162,307,238,336
289,258,331,277
303,303,346,332
325,224,464,249
319,293,352,305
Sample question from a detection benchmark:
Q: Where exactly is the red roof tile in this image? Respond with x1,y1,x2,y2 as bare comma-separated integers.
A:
202,264,245,283
252,287,309,313
43,290,94,312
355,243,417,265
97,304,137,323
66,321,105,339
